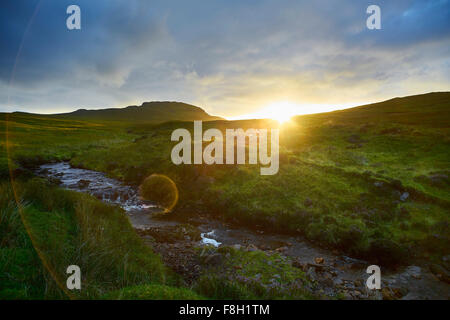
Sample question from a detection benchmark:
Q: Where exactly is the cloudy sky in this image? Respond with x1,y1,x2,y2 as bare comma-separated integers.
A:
1,0,449,118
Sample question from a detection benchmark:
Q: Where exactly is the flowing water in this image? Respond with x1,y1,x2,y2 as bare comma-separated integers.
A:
36,162,449,299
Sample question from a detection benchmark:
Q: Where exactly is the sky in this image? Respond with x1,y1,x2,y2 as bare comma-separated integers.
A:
0,0,449,119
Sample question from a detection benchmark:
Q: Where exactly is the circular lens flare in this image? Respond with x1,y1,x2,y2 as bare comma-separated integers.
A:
139,174,179,213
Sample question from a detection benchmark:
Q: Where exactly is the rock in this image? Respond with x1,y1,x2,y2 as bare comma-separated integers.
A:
381,287,395,300
307,262,327,271
232,244,242,250
342,290,353,300
48,177,62,185
276,246,288,252
400,192,409,202
344,282,355,290
314,257,325,264
322,272,332,280
246,244,258,252
353,290,362,298
405,266,421,279
292,259,307,270
391,287,408,299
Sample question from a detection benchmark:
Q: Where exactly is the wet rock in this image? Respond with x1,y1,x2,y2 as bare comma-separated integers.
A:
333,278,344,286
352,290,362,298
111,191,119,201
292,259,307,271
315,257,325,264
381,287,395,300
391,287,408,299
48,177,62,185
77,179,91,188
307,262,327,271
343,281,355,290
405,266,422,279
342,290,353,300
322,272,333,280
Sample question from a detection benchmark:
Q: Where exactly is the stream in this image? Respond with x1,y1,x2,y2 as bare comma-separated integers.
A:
36,162,449,300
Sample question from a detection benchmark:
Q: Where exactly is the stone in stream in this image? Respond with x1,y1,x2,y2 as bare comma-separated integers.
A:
315,257,325,264
77,179,91,188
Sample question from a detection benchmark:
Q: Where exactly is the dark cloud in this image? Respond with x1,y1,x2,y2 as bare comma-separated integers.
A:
0,0,449,115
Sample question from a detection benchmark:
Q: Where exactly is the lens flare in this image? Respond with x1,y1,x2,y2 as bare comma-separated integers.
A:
139,174,179,213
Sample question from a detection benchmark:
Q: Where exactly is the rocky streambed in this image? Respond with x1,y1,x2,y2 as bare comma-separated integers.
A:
36,162,450,300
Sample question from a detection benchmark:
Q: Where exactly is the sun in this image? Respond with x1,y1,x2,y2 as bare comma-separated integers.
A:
263,101,298,124
228,100,300,123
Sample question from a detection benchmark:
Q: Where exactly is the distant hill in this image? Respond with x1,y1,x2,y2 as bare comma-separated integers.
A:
297,92,450,128
32,101,224,123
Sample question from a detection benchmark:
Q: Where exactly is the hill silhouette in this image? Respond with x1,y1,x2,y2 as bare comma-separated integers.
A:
27,101,224,123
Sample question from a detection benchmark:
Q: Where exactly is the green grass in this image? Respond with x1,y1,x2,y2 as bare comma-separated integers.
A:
0,179,187,299
195,246,315,299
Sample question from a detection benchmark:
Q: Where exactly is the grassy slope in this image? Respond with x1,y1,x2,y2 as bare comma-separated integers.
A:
0,178,189,299
0,92,449,299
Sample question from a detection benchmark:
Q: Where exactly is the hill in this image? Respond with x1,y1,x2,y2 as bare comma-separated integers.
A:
15,101,224,123
295,92,450,128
